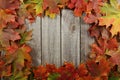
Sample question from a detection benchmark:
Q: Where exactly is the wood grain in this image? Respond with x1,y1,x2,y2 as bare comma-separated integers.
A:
27,11,94,66
80,17,94,62
42,15,61,66
61,10,81,66
28,17,42,66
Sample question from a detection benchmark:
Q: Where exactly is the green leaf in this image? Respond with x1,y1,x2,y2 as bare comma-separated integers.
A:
20,30,32,44
110,0,118,9
33,0,43,15
47,73,60,80
108,76,120,80
99,0,120,36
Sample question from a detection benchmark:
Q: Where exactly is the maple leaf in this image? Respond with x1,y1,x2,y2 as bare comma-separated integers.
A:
6,42,18,54
7,21,19,29
4,44,32,79
20,30,32,44
45,10,56,19
107,38,118,50
33,65,49,80
90,37,118,57
0,9,15,28
10,70,30,80
84,13,98,24
86,58,111,79
21,45,32,62
43,0,59,13
8,44,31,69
46,64,57,73
0,29,21,47
84,0,104,23
0,60,5,77
77,63,88,77
67,0,87,17
33,0,43,15
74,63,94,80
0,0,20,10
47,73,60,80
109,76,120,80
88,24,101,38
59,0,69,6
57,62,76,80
107,50,120,67
18,2,36,23
1,65,12,77
43,0,60,18
99,0,120,36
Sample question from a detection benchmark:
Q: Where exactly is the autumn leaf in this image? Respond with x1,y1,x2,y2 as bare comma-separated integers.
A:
90,37,118,57
0,9,15,28
20,30,32,44
0,0,20,10
107,38,118,50
84,14,98,24
33,65,49,80
67,0,87,17
43,0,60,18
99,0,120,36
45,10,56,19
0,29,21,47
19,2,36,23
57,62,76,80
21,45,32,62
4,45,32,79
88,25,101,38
1,65,12,77
108,76,120,80
43,0,59,13
46,64,57,73
77,63,88,77
34,0,43,15
84,0,103,23
86,58,110,79
47,73,60,80
6,42,18,54
106,50,120,67
0,60,5,77
10,71,28,80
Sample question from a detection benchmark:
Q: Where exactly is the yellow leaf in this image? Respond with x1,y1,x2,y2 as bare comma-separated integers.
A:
99,0,120,36
45,10,56,19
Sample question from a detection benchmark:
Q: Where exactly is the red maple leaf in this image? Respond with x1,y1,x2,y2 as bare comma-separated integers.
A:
0,0,20,10
33,66,49,80
43,0,60,14
57,62,76,80
86,58,110,80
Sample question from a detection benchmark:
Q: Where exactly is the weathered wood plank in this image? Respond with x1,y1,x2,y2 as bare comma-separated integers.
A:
61,10,80,66
80,17,94,62
28,17,42,66
42,15,61,66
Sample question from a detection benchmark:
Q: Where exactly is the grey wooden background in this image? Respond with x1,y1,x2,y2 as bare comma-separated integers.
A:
27,9,94,66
